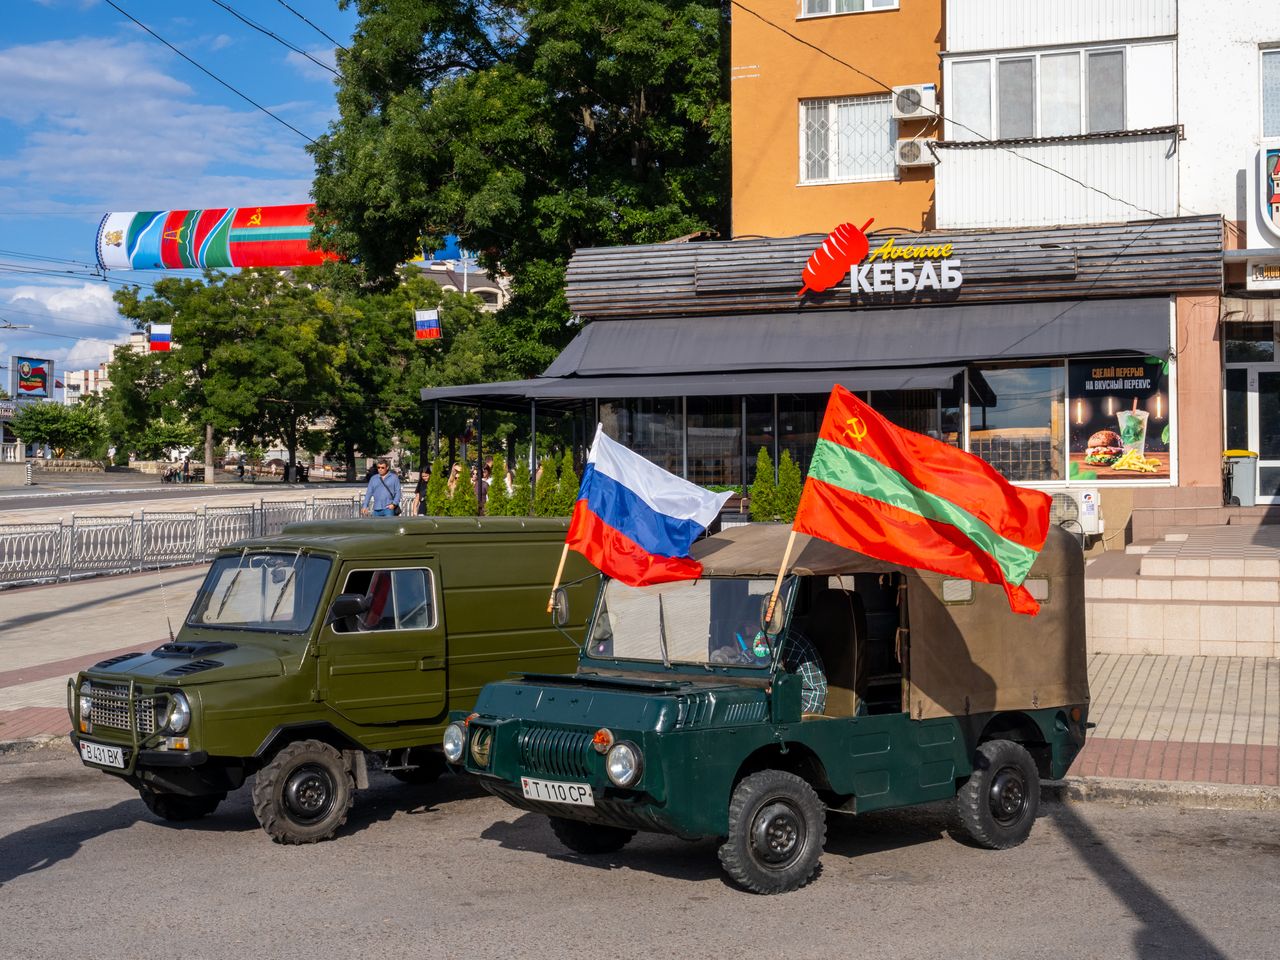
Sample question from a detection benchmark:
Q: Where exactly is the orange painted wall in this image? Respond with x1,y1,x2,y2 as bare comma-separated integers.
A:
731,0,942,239
1174,294,1224,488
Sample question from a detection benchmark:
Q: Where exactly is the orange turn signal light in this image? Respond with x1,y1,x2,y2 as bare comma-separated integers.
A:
1069,707,1082,723
592,728,614,754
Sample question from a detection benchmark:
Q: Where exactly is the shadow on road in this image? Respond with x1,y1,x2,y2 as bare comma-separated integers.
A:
0,799,143,888
1048,803,1227,960
480,812,725,884
0,573,202,634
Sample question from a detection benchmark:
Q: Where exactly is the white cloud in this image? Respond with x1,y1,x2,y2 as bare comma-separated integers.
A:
285,47,339,83
1,280,133,370
210,34,234,51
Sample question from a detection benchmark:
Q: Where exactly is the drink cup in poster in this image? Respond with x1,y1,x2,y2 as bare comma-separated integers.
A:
1117,409,1149,456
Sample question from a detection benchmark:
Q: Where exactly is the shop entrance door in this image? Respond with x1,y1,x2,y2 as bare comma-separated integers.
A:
1226,364,1280,505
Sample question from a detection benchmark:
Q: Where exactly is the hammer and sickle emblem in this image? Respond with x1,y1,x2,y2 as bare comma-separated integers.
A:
843,417,868,444
248,208,263,227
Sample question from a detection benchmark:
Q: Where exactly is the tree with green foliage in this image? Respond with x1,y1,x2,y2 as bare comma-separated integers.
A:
748,448,779,522
133,421,200,460
534,454,560,517
554,449,579,516
450,461,479,516
426,456,450,515
10,401,106,458
510,457,533,516
310,0,730,378
776,451,803,522
485,454,512,515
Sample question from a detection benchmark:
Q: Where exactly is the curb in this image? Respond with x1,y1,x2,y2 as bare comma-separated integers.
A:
1047,776,1280,811
0,735,70,756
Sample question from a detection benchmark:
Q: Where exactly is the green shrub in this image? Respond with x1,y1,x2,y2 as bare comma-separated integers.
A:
776,450,803,522
554,449,579,515
426,457,449,515
748,448,779,522
485,455,512,516
534,454,559,517
450,462,479,516
510,457,533,516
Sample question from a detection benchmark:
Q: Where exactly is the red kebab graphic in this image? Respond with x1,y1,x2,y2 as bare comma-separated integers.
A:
797,218,874,296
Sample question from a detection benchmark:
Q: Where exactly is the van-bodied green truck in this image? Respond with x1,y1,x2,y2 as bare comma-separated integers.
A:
67,518,594,843
445,523,1089,894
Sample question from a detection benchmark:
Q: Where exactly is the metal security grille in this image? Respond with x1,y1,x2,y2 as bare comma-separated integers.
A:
518,726,594,780
801,94,896,184
89,683,159,735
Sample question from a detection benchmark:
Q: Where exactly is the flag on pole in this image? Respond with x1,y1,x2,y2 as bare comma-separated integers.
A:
566,425,733,586
793,385,1052,615
414,308,441,340
148,323,172,352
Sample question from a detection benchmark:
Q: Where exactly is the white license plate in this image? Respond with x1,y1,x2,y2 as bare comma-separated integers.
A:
80,740,125,769
520,776,594,806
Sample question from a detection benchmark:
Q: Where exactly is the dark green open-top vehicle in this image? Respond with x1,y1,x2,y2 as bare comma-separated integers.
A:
445,523,1089,893
67,518,594,844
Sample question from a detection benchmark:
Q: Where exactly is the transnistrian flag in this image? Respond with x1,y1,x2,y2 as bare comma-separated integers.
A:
793,385,1052,615
414,309,441,340
148,324,172,352
567,425,733,586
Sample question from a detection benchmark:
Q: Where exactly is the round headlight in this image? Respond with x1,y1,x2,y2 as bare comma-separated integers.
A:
469,726,493,768
442,722,466,763
605,741,643,787
164,692,191,734
78,680,93,720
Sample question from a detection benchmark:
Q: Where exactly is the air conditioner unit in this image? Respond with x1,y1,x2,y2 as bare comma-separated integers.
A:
892,83,938,120
895,138,936,168
1050,488,1104,538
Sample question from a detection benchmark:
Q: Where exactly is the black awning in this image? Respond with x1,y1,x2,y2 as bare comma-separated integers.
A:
542,297,1172,378
421,366,962,406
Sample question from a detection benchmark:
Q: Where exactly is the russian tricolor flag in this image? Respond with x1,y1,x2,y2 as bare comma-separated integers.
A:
566,425,732,586
149,324,172,352
414,308,441,340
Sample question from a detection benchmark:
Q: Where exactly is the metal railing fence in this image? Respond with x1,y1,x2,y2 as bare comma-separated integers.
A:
0,496,367,589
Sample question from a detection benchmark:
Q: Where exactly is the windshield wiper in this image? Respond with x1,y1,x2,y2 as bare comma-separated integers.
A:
657,593,671,669
213,547,250,621
266,559,301,623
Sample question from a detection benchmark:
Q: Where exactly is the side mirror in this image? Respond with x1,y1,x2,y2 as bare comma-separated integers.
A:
550,587,570,627
760,593,785,637
326,593,369,625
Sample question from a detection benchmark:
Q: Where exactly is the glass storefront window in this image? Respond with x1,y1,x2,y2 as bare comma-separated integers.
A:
686,397,742,488
969,362,1066,482
870,389,943,440
599,398,682,475
778,394,826,475
745,396,775,485
1225,322,1275,363
1225,368,1248,453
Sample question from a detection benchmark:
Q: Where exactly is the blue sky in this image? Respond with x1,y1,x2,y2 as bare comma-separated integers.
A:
0,0,357,382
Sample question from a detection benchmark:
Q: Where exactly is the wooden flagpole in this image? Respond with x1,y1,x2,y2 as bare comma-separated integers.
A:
547,542,571,613
764,529,798,624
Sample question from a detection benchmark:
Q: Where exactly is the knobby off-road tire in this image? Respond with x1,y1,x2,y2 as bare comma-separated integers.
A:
139,788,225,822
955,739,1041,850
550,817,636,855
390,748,447,785
251,739,355,844
718,770,826,895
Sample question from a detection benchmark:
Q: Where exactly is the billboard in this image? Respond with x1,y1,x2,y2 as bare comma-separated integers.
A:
1067,356,1170,482
11,356,53,400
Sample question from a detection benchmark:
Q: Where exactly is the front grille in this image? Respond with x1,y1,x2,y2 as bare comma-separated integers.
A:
518,726,594,779
89,683,159,735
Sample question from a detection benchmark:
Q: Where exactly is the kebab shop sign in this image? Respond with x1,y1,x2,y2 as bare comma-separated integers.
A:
798,218,962,299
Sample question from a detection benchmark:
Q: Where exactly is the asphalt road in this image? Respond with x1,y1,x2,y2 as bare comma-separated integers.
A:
2,746,1276,960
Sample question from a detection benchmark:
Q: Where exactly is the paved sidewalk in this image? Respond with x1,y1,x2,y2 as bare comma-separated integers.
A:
2,571,1277,795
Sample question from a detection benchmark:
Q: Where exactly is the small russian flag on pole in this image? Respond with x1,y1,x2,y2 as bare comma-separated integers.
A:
561,425,732,587
414,308,441,340
149,323,172,352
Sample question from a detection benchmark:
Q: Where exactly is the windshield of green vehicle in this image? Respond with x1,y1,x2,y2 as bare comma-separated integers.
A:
186,552,333,633
584,577,795,668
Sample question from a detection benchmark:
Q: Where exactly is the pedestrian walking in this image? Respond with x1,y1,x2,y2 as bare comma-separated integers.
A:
181,457,191,484
412,465,431,516
361,459,402,517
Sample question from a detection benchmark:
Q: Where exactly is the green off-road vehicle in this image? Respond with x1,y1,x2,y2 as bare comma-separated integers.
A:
68,518,594,843
445,523,1089,893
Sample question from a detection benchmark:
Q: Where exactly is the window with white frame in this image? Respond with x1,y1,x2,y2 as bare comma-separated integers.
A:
948,44,1141,141
801,0,898,17
1265,49,1280,137
801,94,896,183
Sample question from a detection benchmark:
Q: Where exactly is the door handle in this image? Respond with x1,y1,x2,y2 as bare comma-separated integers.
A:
419,656,444,671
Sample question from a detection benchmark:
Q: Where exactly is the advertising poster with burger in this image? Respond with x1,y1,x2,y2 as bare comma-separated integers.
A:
1068,356,1171,482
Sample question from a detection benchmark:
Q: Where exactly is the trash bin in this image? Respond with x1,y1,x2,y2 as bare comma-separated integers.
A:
1224,450,1258,507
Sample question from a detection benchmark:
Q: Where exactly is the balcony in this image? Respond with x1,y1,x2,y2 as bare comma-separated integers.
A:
934,127,1180,230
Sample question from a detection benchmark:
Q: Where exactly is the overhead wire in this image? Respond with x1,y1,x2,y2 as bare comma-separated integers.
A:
208,0,340,77
274,0,348,51
101,0,319,144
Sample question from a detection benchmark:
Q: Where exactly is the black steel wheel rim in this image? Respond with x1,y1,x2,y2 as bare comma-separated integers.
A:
749,799,806,868
283,763,335,823
988,764,1027,826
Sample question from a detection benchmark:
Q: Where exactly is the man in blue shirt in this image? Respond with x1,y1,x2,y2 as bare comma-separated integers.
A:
361,459,402,517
